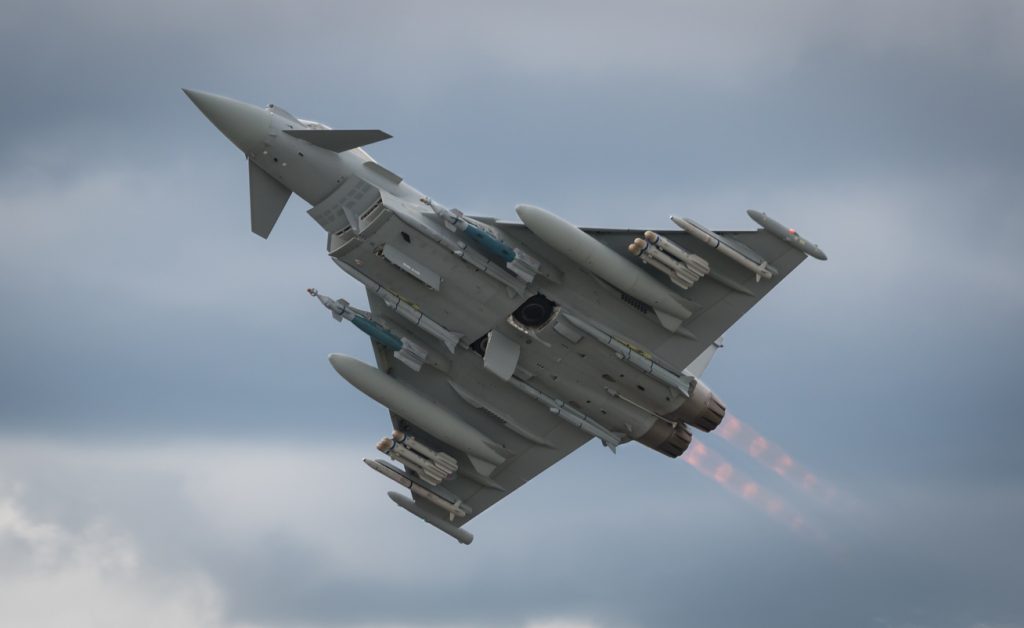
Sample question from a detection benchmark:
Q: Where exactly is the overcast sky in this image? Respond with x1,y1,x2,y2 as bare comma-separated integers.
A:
1,1,1023,627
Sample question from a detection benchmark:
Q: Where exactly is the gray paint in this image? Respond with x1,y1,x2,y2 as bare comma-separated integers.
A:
187,90,820,539
2,3,1022,626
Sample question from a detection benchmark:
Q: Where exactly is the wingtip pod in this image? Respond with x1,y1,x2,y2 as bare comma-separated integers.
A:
387,492,474,545
746,210,828,261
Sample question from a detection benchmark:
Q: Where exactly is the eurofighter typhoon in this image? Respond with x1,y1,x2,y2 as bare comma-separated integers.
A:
186,89,827,544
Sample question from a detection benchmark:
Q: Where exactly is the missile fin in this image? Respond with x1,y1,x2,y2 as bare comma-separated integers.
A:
248,160,291,238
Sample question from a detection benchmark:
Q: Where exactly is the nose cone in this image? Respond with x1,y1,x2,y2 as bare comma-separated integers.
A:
183,88,270,155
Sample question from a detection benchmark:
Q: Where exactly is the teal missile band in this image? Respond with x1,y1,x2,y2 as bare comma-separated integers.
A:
464,224,516,263
351,316,403,352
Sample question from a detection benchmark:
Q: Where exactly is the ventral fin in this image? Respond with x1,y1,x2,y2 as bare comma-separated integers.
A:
654,308,682,332
653,307,697,339
249,160,291,238
467,455,497,477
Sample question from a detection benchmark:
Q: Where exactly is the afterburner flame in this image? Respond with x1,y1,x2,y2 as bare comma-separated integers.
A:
717,413,840,506
682,441,819,537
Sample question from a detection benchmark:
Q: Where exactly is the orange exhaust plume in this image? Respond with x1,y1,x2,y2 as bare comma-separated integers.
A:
717,413,841,506
682,440,823,539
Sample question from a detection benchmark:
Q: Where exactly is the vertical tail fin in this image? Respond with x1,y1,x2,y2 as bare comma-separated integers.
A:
686,337,724,377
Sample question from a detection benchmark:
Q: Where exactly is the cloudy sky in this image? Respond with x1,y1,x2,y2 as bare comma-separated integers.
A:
2,1,1023,626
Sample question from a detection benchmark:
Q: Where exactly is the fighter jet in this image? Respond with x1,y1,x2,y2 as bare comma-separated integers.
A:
185,89,827,544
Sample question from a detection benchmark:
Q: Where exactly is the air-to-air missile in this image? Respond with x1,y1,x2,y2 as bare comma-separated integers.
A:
362,458,468,520
185,88,827,544
670,215,778,282
422,197,541,282
331,262,462,354
308,288,429,372
424,197,514,262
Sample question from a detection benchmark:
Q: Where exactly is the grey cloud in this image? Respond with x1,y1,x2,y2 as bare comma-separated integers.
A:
2,1,1023,627
1,440,1022,628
